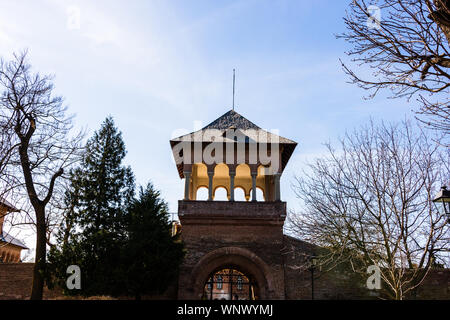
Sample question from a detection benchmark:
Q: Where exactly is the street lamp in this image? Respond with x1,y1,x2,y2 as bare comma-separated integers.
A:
309,254,317,300
433,185,450,223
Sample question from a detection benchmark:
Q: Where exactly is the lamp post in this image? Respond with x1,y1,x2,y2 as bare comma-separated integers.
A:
309,254,317,300
433,185,450,223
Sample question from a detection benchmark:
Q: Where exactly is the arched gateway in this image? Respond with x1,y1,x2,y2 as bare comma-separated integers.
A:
170,110,297,300
191,247,275,300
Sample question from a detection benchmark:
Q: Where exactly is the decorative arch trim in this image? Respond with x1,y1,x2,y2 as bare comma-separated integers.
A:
190,247,275,299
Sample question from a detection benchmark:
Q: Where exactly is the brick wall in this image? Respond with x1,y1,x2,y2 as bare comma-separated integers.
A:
0,263,176,300
178,199,288,300
282,236,449,300
0,263,61,300
178,200,286,219
1,254,448,300
409,269,449,300
178,222,286,299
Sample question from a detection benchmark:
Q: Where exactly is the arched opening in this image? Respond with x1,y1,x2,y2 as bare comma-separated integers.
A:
190,247,274,300
202,267,259,300
234,187,247,201
196,186,208,200
235,163,251,188
214,163,229,179
256,187,265,201
213,164,230,200
256,165,268,202
214,187,228,201
194,163,208,177
236,163,251,177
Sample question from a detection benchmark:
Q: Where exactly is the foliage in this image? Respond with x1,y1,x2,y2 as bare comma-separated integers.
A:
121,183,185,299
48,116,135,296
48,118,184,299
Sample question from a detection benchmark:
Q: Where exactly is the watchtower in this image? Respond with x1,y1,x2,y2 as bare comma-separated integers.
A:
170,110,297,300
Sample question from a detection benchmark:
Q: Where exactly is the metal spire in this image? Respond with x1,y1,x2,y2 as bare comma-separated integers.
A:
232,68,235,111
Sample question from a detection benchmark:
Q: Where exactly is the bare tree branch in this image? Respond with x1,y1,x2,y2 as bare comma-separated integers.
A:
338,0,450,140
287,119,449,300
0,51,84,299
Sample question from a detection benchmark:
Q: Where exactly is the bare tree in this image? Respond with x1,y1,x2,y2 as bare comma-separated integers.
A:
0,51,84,300
288,120,449,300
339,0,450,140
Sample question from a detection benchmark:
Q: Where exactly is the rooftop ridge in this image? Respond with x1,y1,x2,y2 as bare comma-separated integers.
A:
202,109,261,130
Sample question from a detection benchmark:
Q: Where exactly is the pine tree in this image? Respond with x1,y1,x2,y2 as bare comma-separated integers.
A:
48,117,185,298
121,183,184,300
48,116,135,296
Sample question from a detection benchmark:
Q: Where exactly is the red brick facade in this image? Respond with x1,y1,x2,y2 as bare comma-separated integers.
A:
0,263,60,300
177,200,287,299
176,200,449,300
0,228,448,299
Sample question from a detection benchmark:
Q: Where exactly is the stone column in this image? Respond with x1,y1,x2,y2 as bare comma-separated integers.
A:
208,171,214,201
229,171,236,201
274,173,281,201
251,173,257,202
184,171,191,200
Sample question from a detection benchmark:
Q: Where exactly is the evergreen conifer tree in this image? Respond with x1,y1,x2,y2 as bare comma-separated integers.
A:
48,117,184,298
121,183,184,299
48,117,134,296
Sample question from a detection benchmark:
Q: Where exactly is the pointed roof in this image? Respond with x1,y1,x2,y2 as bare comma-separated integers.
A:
203,110,261,130
0,197,19,212
171,110,297,144
0,231,28,249
170,110,298,178
0,197,26,250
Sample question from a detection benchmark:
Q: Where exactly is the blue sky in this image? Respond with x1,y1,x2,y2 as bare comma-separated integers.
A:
0,0,416,252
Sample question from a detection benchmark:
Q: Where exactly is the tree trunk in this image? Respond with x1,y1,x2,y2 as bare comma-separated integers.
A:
30,206,46,300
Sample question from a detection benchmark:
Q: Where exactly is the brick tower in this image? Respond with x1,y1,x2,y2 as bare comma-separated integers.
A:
170,110,297,300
